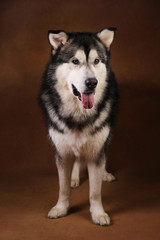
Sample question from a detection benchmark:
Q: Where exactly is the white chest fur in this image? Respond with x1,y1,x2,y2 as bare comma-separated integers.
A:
49,124,110,161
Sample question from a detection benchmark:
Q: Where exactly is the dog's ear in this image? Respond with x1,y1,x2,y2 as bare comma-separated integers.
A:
48,30,68,50
97,28,116,50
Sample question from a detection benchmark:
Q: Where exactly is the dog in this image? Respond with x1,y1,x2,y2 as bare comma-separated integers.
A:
39,28,119,226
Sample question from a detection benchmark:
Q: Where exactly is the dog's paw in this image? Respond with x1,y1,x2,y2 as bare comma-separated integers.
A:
71,179,80,188
48,206,68,219
91,212,111,226
103,171,116,182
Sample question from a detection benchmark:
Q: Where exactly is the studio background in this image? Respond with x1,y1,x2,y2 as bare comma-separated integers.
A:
0,0,160,239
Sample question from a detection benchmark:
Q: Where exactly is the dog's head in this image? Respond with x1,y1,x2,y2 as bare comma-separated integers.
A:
48,29,116,109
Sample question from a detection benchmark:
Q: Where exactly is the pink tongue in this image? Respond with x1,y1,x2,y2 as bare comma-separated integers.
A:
81,93,94,109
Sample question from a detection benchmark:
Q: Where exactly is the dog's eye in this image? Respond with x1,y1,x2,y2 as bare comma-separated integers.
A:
72,59,80,65
94,59,100,65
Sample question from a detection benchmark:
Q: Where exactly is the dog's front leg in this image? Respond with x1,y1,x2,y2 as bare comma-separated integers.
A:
87,157,110,226
48,158,73,219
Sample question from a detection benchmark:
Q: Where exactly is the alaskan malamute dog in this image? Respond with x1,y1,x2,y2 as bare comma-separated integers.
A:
39,28,119,226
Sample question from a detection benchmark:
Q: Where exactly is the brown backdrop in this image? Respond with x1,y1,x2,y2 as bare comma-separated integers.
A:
0,0,160,239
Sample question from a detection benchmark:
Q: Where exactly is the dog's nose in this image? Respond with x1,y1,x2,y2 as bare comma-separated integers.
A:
85,78,98,90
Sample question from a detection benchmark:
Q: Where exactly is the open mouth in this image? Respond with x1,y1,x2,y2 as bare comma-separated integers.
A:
72,84,95,109
72,84,81,101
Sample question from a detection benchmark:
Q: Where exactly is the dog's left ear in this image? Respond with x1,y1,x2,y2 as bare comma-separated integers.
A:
48,30,68,50
97,28,116,50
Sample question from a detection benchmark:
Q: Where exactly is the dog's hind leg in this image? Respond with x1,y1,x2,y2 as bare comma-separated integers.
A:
48,157,73,219
87,157,111,226
102,158,116,182
103,170,116,182
71,159,80,188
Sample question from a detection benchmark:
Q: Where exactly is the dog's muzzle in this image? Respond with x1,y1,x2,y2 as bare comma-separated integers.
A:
72,78,98,109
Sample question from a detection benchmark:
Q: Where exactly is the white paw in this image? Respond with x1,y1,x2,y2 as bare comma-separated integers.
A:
71,179,80,188
103,171,116,182
92,212,111,226
48,206,68,219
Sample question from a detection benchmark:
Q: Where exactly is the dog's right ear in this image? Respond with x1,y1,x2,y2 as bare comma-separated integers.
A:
48,30,68,50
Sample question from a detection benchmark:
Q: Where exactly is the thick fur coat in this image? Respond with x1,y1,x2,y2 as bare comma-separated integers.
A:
39,29,118,226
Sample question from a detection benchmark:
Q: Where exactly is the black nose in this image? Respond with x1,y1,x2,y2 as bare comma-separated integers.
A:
85,78,98,90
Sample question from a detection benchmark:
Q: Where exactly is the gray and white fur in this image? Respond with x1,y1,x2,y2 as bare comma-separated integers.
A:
39,28,119,226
